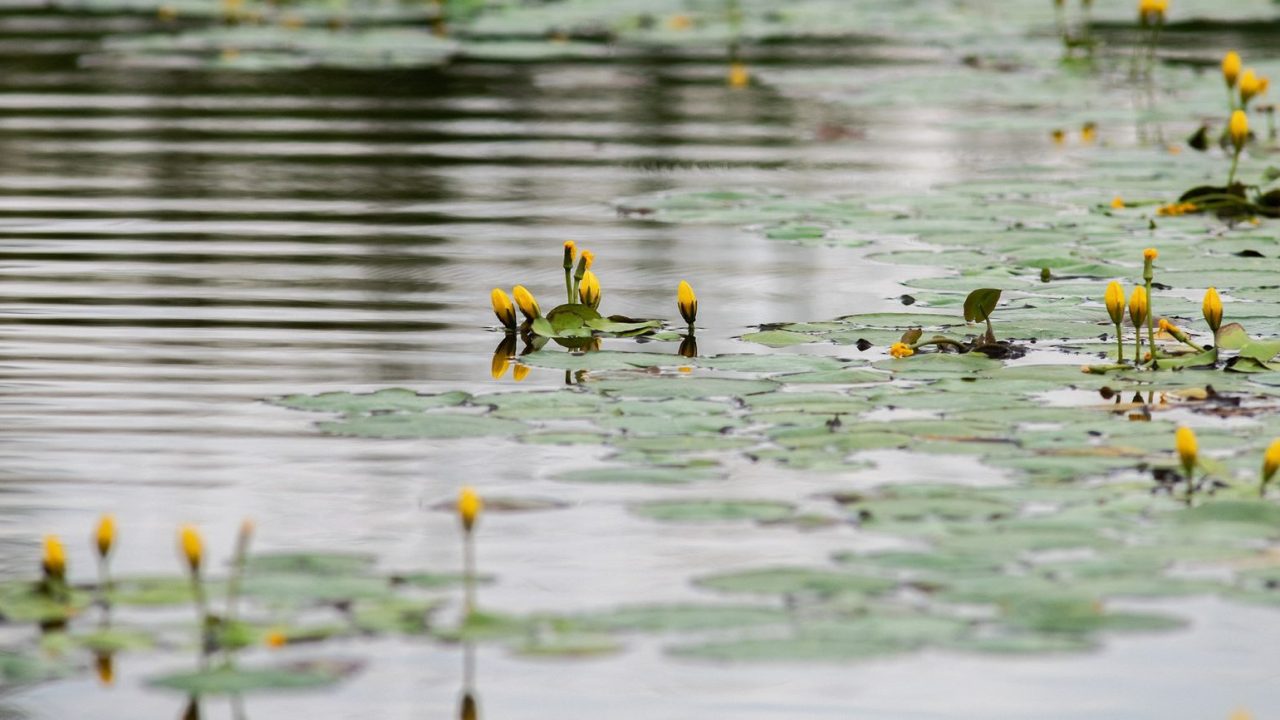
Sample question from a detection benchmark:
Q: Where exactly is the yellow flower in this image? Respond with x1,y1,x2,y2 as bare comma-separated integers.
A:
667,14,693,31
581,250,595,269
1202,286,1222,333
42,535,66,579
512,285,540,320
1051,129,1066,145
1158,317,1174,333
1104,281,1126,326
1262,439,1280,486
728,62,749,88
1230,109,1249,150
1081,121,1097,144
1156,201,1198,216
490,288,516,330
95,514,116,560
1138,0,1166,23
1223,51,1242,88
457,487,482,533
677,280,697,326
1128,286,1148,328
1240,69,1262,105
1143,247,1158,261
888,342,914,359
562,240,576,268
265,630,287,648
179,524,202,575
1175,426,1197,477
1110,196,1125,209
578,270,601,309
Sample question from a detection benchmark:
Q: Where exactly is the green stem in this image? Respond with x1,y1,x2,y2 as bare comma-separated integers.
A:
1145,279,1156,367
1134,327,1142,365
463,532,476,616
1227,146,1241,186
564,268,573,304
1115,322,1124,363
984,316,995,344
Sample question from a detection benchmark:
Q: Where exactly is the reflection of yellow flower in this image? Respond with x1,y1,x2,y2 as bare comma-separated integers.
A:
728,62,749,88
512,285,540,320
512,364,530,382
1110,196,1125,209
179,525,202,575
457,487,482,533
95,653,113,686
677,281,697,326
1175,426,1198,477
1202,287,1222,333
43,535,66,579
490,288,516,329
490,351,509,379
888,342,914,359
1081,122,1097,144
1223,51,1241,88
1104,281,1126,326
96,515,116,559
1051,129,1066,145
1230,109,1249,150
1128,286,1148,328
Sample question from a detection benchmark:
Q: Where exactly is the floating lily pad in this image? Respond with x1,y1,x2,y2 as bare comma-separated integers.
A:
275,389,469,415
630,500,795,523
694,568,896,597
148,659,363,695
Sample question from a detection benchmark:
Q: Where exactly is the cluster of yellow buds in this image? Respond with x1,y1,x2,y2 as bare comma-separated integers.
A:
1155,201,1198,216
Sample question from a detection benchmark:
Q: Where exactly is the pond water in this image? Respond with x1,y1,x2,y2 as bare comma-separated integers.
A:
3,3,1280,719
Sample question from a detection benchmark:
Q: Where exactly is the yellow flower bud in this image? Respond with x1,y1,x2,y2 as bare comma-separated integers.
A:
1262,439,1280,486
490,288,516,330
179,524,202,575
1223,51,1241,88
1110,196,1125,209
457,487,482,533
1051,129,1065,145
1104,281,1126,326
95,514,116,560
581,250,594,270
42,535,66,580
1143,247,1157,262
1175,426,1197,477
1128,286,1148,328
1230,109,1249,151
1240,69,1261,105
1081,121,1097,144
578,270,601,309
1158,317,1173,333
728,61,749,88
95,652,114,686
888,342,914,359
265,630,287,648
512,285,540,320
1203,286,1222,333
562,240,576,269
677,280,697,326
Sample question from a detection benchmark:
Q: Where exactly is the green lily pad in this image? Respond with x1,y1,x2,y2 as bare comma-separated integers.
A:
148,659,362,695
275,389,469,415
694,568,896,597
631,500,795,523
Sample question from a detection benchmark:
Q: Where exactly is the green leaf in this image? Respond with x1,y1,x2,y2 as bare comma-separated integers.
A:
631,499,794,523
148,660,362,695
963,288,1003,323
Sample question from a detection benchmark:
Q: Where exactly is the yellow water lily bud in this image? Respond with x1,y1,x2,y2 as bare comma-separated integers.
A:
1240,69,1261,105
562,240,576,269
1175,426,1197,477
1143,247,1157,262
1051,129,1066,145
1104,281,1126,326
677,280,697,326
179,524,202,575
265,630,287,648
512,285,540,320
1128,286,1148,328
578,270,601,309
1262,439,1280,486
1203,287,1222,333
728,61,749,88
95,652,113,686
457,487,482,533
888,342,914,359
42,535,66,579
1110,196,1125,209
95,514,116,560
1230,109,1249,150
490,288,516,330
1138,0,1166,23
1081,121,1097,144
1223,51,1241,88
581,250,595,270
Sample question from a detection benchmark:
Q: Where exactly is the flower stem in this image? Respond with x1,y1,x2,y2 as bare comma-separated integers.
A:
1227,146,1241,186
1145,279,1156,367
564,268,573,304
1115,322,1124,363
